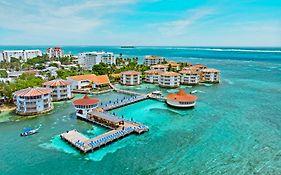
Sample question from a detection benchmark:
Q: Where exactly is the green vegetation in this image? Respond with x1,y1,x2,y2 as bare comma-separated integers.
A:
92,58,149,75
0,70,7,78
0,73,45,103
56,69,92,79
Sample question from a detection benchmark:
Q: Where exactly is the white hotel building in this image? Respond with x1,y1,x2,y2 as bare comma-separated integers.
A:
200,69,220,83
144,70,161,84
120,71,141,86
47,47,64,58
13,87,53,116
159,72,180,88
0,50,42,62
144,56,165,66
78,51,116,70
42,79,73,101
179,70,200,85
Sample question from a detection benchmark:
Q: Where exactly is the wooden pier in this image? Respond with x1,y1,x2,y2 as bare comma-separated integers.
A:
61,104,149,153
99,95,148,111
60,112,148,153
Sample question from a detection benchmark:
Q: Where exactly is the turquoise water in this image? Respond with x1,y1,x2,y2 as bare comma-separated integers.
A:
1,47,281,174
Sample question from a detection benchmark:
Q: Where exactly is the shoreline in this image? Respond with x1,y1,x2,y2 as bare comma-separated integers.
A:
0,104,16,113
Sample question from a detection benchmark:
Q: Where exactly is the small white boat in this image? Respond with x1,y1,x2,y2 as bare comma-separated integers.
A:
20,126,40,136
191,90,198,94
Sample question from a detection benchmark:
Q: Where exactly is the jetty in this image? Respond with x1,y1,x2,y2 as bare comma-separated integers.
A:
98,95,148,111
60,111,148,153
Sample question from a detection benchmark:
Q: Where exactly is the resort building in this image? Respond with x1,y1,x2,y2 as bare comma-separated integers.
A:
67,74,110,90
179,70,200,85
120,71,141,86
150,64,168,72
72,95,100,118
42,79,73,101
144,55,165,66
13,87,53,116
144,70,161,84
159,71,180,88
165,61,181,71
0,50,42,62
166,89,197,108
78,51,115,70
189,64,208,72
47,47,64,58
200,69,220,83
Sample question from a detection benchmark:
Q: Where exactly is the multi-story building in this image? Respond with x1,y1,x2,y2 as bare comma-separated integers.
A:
150,64,168,72
200,69,220,83
78,51,115,70
120,71,141,86
72,95,100,119
144,70,161,84
165,61,181,71
67,74,110,90
159,72,180,88
188,64,208,72
42,79,72,101
13,87,53,116
47,47,64,58
179,70,200,85
144,55,165,66
0,50,42,62
166,89,197,108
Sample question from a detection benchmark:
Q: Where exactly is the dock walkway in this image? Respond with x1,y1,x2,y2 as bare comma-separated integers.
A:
99,95,147,111
61,119,148,153
61,83,150,153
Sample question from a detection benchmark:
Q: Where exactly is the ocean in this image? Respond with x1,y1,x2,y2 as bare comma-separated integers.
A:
0,46,281,175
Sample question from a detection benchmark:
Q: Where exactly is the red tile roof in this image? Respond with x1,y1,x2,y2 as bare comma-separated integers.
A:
14,87,52,97
68,74,110,85
72,95,100,106
166,89,197,102
159,71,179,77
120,71,141,75
144,70,161,74
42,79,71,87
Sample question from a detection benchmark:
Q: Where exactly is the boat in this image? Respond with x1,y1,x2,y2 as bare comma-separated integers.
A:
20,127,40,136
120,46,135,48
191,90,198,94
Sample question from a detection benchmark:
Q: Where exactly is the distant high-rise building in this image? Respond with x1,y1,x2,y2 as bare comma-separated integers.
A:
0,50,42,62
78,51,115,70
47,47,64,58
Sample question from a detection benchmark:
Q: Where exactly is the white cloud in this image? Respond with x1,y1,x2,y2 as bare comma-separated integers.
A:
0,0,136,40
156,7,215,36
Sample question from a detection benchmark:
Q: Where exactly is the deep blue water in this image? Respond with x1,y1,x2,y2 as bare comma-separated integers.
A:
1,46,281,63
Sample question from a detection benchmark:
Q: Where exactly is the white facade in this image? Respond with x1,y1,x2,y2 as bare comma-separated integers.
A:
180,71,200,85
120,71,141,86
150,65,168,72
144,70,160,84
166,99,196,108
43,80,72,101
159,72,180,88
144,56,165,66
47,47,64,58
78,51,116,70
201,69,220,83
13,88,53,116
1,50,42,62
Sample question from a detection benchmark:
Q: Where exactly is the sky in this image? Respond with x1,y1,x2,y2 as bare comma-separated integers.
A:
0,0,280,46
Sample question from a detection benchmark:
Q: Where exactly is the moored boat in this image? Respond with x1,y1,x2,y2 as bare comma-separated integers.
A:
20,127,39,136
